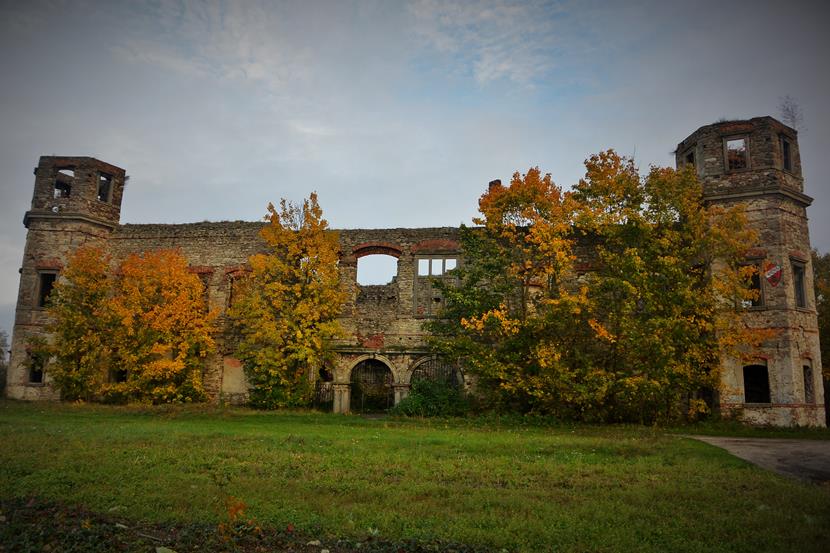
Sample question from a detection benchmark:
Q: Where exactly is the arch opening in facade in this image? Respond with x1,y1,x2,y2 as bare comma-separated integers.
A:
350,358,395,413
409,357,464,389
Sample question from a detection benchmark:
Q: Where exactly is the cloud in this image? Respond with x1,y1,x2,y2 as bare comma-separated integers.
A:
407,0,573,85
112,0,314,95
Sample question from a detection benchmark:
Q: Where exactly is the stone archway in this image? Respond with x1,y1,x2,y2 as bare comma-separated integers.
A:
350,358,395,413
408,356,464,389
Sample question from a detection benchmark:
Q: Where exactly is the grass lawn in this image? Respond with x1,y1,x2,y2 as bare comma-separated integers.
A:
0,400,829,552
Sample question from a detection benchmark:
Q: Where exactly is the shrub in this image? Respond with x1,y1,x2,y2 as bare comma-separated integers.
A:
391,379,469,417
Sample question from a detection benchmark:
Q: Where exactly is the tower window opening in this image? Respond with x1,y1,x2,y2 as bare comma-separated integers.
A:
26,346,49,385
743,364,771,404
740,263,763,308
792,260,806,308
685,150,695,168
54,168,74,198
781,135,792,171
803,365,815,404
54,182,71,198
725,137,748,171
36,272,57,308
97,172,113,203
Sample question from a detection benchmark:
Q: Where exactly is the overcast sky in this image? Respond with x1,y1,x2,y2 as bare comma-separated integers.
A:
1,0,829,339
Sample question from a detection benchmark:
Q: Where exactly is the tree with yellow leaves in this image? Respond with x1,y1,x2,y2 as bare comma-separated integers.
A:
39,246,115,401
431,152,758,422
230,193,345,408
42,246,215,403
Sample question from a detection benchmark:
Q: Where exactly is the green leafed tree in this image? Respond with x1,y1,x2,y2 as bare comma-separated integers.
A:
230,193,346,408
812,250,830,379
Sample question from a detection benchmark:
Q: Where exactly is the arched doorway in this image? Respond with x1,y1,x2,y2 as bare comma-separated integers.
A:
410,357,464,389
350,359,394,413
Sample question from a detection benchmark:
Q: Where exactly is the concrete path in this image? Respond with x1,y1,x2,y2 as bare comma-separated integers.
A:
690,436,830,484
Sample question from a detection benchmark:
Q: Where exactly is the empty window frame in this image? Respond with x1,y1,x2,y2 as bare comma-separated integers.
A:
28,350,46,384
792,260,807,308
36,272,57,308
417,257,457,277
803,365,815,404
743,364,771,404
110,368,128,383
97,172,113,203
780,135,792,172
684,149,695,168
54,168,74,198
725,137,748,171
740,263,764,308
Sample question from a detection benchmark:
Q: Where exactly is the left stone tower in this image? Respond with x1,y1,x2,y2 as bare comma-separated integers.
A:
6,156,126,399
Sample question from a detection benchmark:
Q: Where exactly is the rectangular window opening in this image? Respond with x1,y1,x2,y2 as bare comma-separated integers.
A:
685,150,695,167
97,172,113,203
110,368,128,383
28,350,46,384
53,182,71,198
781,136,792,171
417,259,430,276
431,258,443,276
445,258,457,271
792,261,806,308
743,364,771,403
740,264,763,308
726,138,748,171
37,272,57,308
803,365,815,404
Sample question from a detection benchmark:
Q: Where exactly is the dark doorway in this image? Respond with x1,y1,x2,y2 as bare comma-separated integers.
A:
743,364,771,404
350,359,394,413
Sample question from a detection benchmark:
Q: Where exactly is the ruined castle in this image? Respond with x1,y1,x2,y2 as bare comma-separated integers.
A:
5,117,826,426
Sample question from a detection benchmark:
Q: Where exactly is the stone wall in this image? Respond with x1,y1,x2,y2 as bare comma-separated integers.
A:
676,116,824,426
6,117,827,425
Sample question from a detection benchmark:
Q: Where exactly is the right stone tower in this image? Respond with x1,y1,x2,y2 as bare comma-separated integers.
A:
676,116,825,426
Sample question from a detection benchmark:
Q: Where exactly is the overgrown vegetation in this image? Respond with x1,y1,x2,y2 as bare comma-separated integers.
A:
390,379,470,417
37,247,215,403
0,401,828,553
229,193,345,408
429,153,760,423
812,250,830,380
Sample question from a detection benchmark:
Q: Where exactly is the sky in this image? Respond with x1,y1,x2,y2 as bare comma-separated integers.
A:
1,0,829,340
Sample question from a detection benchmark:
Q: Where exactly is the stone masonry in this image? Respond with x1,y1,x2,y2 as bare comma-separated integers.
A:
5,117,826,426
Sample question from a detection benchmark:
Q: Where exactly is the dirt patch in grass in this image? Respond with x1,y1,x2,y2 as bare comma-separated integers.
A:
0,497,488,553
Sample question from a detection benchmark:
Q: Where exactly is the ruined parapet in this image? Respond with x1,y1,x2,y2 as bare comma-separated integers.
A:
676,117,825,426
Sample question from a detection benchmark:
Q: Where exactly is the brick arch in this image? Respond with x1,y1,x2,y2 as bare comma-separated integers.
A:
352,242,403,259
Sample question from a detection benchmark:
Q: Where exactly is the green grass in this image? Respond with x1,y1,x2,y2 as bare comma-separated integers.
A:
1,400,829,552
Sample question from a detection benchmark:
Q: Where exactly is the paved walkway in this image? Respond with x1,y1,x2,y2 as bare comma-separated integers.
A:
690,436,830,484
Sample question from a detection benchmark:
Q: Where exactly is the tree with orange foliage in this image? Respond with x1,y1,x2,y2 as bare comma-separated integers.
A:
431,152,758,422
104,250,216,403
41,246,215,403
230,193,345,408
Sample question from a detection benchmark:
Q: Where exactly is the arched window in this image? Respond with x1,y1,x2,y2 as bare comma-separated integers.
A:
743,364,771,404
357,254,398,285
410,358,463,389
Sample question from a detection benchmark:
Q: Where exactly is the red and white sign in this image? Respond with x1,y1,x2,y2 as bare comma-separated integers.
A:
764,263,782,287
